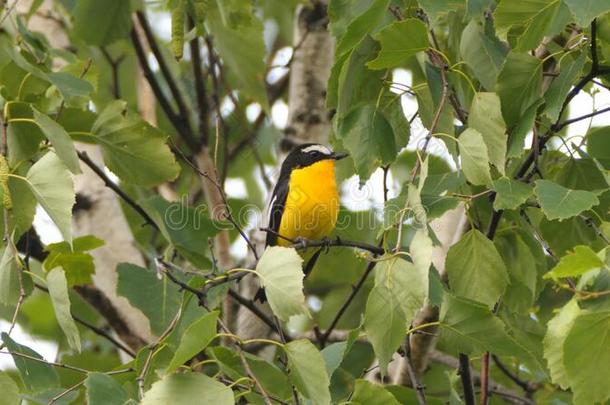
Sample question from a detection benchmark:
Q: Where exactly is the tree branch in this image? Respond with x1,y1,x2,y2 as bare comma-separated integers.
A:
130,24,198,151
135,11,192,130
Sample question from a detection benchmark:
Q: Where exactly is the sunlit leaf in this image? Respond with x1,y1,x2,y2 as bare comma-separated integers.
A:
564,310,610,404
544,245,605,280
458,128,492,186
256,246,307,321
85,372,129,405
141,372,234,405
47,268,81,352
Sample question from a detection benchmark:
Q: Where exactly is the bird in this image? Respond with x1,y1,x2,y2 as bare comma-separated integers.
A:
255,143,348,302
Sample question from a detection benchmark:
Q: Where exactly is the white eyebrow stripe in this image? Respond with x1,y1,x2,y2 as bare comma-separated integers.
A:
301,144,331,155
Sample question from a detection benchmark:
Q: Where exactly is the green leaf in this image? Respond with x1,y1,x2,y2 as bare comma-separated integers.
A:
72,0,132,45
0,246,19,305
255,246,307,321
337,103,397,180
5,102,45,166
494,232,538,313
543,299,580,389
31,108,81,174
491,177,533,210
364,289,404,377
534,180,600,221
24,152,75,245
46,268,81,352
553,158,609,192
469,92,507,174
496,52,543,127
564,0,610,26
507,99,543,158
587,126,610,169
1,332,60,392
141,372,234,405
43,235,104,287
418,0,464,25
458,128,492,186
166,311,219,374
7,174,36,239
494,0,568,51
334,0,391,57
367,19,429,69
142,196,216,268
117,263,181,335
439,295,538,363
446,230,509,307
564,310,610,404
375,255,428,322
544,245,605,280
459,20,506,90
350,379,401,405
320,341,348,379
410,229,433,279
544,53,586,122
364,255,427,375
207,8,268,110
85,372,129,405
91,103,180,187
335,36,384,118
284,339,331,405
0,372,20,405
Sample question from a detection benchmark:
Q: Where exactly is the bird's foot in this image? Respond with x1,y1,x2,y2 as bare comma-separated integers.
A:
293,236,309,249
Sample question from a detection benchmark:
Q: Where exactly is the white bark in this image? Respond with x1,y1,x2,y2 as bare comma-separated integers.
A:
73,144,153,346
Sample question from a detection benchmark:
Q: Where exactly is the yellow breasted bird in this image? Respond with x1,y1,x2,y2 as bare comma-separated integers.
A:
255,143,348,301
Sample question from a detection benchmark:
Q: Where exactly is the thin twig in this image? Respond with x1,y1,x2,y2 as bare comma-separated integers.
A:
77,151,158,230
137,308,182,399
491,355,539,395
320,255,379,347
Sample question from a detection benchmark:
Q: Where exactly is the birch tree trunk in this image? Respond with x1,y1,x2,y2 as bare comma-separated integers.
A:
236,1,335,339
23,0,153,349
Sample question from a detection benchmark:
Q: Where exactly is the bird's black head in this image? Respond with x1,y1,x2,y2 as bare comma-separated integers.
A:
280,143,348,175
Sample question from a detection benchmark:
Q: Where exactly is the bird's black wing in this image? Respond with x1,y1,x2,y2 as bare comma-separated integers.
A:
266,176,289,246
256,176,290,302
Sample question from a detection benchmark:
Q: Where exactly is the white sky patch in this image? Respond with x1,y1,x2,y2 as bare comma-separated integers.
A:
34,206,62,245
246,103,262,122
0,321,58,370
271,99,289,129
341,168,393,213
224,178,248,199
220,94,236,117
267,46,292,84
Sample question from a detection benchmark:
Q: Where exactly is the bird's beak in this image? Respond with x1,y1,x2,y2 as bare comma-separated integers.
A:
332,152,349,161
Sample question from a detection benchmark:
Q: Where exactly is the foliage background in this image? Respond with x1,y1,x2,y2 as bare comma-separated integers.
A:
1,0,610,404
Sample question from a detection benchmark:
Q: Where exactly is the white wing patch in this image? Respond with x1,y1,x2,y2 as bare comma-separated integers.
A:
302,144,332,155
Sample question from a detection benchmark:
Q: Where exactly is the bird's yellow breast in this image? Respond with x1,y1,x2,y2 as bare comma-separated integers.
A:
277,159,340,246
